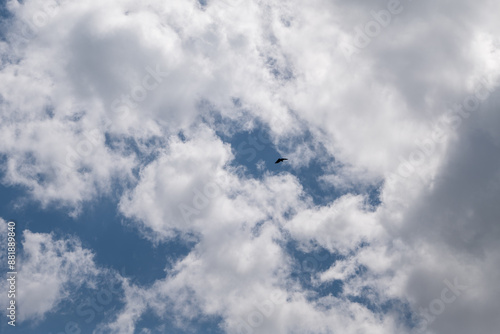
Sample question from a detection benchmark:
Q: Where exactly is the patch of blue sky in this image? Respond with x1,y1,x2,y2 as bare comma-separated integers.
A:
135,309,225,334
364,182,383,209
215,122,347,207
283,240,344,298
0,0,11,21
47,279,126,334
0,181,195,282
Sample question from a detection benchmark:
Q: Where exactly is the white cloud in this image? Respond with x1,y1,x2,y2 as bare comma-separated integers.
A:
2,229,99,323
1,0,500,333
320,258,358,282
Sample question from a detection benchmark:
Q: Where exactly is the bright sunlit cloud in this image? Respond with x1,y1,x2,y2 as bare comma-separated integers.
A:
1,0,500,333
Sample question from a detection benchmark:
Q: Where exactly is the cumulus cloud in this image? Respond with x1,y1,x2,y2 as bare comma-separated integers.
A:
1,0,500,333
0,224,100,323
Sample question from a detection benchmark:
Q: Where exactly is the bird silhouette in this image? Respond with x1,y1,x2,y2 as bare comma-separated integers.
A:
275,158,288,164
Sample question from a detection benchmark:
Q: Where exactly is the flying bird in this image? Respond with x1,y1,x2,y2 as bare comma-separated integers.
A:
275,158,288,164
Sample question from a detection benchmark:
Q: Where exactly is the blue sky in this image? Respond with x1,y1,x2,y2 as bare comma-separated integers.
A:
1,1,500,334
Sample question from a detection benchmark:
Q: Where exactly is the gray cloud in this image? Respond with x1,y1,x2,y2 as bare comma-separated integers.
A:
0,0,499,333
